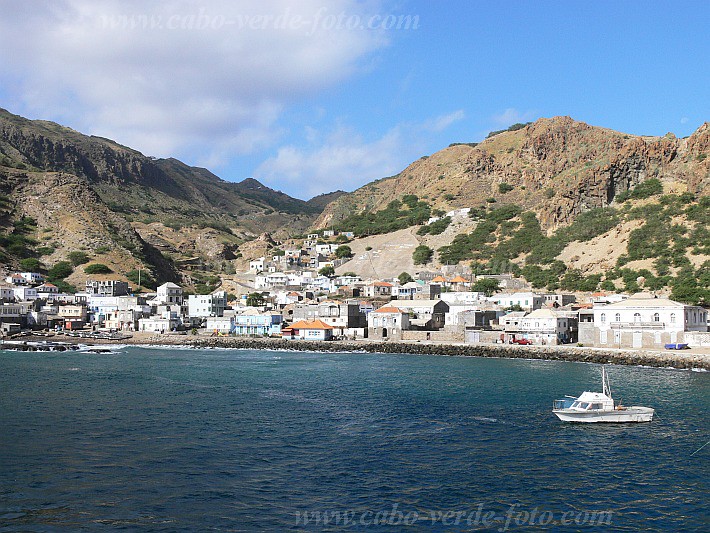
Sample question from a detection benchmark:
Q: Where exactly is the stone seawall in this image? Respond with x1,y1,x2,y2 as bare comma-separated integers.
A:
11,335,708,370
178,338,708,370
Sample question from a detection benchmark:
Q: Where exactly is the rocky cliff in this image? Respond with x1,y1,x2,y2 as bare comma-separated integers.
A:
0,108,324,288
316,117,709,230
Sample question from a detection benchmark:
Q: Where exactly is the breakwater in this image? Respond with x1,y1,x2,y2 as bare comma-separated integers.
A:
9,335,708,370
181,337,709,370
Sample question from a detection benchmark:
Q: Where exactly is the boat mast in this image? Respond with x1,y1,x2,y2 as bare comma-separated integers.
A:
602,366,612,398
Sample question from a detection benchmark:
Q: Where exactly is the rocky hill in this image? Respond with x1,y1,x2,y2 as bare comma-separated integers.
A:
0,108,324,290
318,117,708,303
317,116,708,230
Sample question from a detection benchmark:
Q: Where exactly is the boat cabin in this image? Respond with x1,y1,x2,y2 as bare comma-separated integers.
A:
555,391,614,411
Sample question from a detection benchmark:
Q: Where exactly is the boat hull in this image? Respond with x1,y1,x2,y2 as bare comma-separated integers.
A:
553,407,654,423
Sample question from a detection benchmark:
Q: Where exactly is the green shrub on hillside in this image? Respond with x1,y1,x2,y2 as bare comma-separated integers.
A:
19,258,42,272
335,197,431,237
563,208,619,242
84,263,113,275
68,251,90,266
412,245,433,265
486,122,531,139
47,261,73,280
335,245,353,259
615,178,663,202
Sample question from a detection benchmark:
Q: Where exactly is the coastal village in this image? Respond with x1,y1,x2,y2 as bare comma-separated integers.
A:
1,229,708,351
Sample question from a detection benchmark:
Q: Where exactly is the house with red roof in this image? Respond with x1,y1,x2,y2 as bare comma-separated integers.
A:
367,305,410,340
282,319,334,341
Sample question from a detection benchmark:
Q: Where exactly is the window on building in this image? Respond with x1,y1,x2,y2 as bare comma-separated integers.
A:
633,312,641,322
653,313,660,322
670,313,676,324
600,313,606,324
615,313,621,322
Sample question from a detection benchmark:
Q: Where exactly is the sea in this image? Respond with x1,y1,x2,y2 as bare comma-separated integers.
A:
0,346,707,532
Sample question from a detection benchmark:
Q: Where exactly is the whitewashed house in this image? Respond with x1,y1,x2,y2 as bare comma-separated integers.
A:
489,292,544,311
585,293,707,348
282,319,334,340
36,282,60,300
138,310,181,333
156,282,183,305
249,257,266,273
20,272,43,284
517,308,578,345
0,283,15,301
12,286,37,301
188,291,227,318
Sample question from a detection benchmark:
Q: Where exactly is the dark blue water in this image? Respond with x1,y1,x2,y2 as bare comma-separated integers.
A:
1,347,707,531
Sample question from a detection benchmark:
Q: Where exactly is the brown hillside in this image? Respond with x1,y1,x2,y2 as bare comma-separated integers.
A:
316,117,709,230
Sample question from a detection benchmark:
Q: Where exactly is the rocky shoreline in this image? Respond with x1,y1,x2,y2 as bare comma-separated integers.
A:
11,333,707,370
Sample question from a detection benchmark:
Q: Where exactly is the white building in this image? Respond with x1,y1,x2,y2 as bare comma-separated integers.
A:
517,308,578,345
489,292,543,311
5,274,26,285
0,283,15,301
254,272,289,290
367,305,410,340
188,291,227,318
156,282,183,305
138,311,181,333
315,243,339,256
441,292,486,305
36,282,60,300
586,293,707,348
12,286,37,301
249,257,266,273
20,272,43,284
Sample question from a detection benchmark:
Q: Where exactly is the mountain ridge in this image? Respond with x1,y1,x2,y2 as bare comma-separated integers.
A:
0,107,329,289
316,116,708,230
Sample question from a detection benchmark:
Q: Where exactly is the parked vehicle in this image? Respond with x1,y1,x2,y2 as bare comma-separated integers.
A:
512,338,533,345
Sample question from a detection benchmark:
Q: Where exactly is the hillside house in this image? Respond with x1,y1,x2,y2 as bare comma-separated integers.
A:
0,283,15,302
156,282,183,305
249,257,266,273
363,281,393,298
188,292,227,318
85,279,129,297
5,274,27,285
20,272,43,284
490,292,543,311
12,286,37,301
36,282,59,300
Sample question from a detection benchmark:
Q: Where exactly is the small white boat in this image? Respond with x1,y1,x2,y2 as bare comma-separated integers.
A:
552,367,654,423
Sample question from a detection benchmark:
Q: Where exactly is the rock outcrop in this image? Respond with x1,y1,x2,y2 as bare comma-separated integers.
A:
316,117,709,230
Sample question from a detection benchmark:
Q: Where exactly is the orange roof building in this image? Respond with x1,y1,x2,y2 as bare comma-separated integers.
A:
282,319,334,340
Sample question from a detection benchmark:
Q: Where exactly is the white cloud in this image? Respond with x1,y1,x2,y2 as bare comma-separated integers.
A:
0,0,389,162
254,110,465,198
254,125,403,199
426,109,465,132
491,107,537,127
680,117,689,124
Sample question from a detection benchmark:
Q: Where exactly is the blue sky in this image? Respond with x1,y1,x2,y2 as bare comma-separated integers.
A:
1,0,708,199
